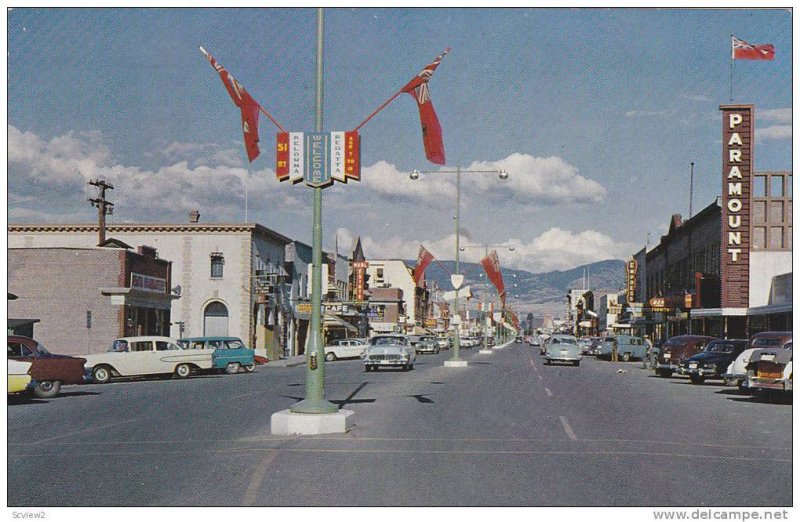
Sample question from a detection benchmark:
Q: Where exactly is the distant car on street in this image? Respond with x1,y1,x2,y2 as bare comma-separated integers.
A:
415,336,440,354
7,335,87,398
682,339,749,384
83,336,213,383
599,335,647,362
436,336,450,350
655,335,718,377
543,334,581,366
320,338,368,361
723,332,793,389
179,336,256,373
515,335,524,343
363,334,415,371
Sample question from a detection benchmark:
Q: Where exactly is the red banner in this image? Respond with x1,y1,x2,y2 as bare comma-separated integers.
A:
413,245,435,287
480,250,505,297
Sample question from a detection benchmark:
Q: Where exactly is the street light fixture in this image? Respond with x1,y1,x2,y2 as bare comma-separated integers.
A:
409,166,509,367
459,242,515,353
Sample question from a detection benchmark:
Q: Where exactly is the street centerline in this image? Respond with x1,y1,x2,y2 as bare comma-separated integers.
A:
560,416,578,441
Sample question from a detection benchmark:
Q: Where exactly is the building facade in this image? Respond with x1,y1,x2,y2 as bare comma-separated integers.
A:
8,245,176,356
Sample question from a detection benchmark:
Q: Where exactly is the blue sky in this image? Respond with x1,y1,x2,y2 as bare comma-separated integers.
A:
7,8,792,272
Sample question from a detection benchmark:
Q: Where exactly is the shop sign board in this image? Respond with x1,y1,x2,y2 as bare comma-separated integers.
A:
130,272,167,293
720,105,752,308
626,260,637,303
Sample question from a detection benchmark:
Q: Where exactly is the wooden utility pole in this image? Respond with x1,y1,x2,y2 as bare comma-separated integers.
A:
88,179,114,245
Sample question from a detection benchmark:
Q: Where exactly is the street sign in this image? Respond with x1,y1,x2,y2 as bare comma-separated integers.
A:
276,131,361,187
451,274,464,290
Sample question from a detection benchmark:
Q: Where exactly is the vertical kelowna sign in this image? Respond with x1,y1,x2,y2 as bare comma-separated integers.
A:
720,105,753,308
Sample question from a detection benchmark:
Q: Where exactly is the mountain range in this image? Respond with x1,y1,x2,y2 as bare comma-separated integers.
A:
405,258,627,319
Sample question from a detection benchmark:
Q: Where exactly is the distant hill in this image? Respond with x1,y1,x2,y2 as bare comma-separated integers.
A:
404,258,626,319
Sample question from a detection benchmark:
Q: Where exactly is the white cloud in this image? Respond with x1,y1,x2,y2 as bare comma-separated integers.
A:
335,226,634,273
756,125,792,142
760,108,791,124
334,153,606,207
625,110,671,118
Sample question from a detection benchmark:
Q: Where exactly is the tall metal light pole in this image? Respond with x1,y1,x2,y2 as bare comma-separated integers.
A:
290,8,337,415
410,167,508,366
459,242,515,353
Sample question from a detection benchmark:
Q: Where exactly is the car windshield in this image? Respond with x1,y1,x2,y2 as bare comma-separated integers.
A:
664,338,686,347
371,336,406,346
109,340,129,352
752,338,784,348
34,342,51,355
553,338,577,345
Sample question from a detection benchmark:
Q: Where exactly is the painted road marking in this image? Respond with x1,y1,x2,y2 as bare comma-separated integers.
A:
242,449,279,506
560,416,578,441
544,387,553,397
29,418,141,445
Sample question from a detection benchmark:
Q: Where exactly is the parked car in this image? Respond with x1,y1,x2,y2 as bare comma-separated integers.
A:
7,335,87,398
578,337,593,355
723,331,793,389
655,335,718,377
8,359,33,394
543,334,581,366
321,338,368,361
515,335,524,343
460,336,480,349
415,336,440,354
179,336,256,373
363,334,415,371
745,338,793,397
599,335,647,361
588,337,604,356
681,339,749,384
83,336,214,383
436,336,450,350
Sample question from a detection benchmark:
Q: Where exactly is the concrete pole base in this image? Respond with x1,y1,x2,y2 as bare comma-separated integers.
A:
479,349,493,354
270,409,355,435
444,360,469,368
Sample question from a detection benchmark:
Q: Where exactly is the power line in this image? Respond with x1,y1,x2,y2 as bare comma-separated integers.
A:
88,179,114,245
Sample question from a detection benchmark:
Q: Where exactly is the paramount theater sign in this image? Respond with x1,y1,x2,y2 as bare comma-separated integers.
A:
720,105,753,308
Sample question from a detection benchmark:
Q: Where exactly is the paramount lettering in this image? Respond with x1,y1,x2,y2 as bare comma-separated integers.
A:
728,183,742,196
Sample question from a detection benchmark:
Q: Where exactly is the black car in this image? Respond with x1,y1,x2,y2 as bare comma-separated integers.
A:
681,339,749,384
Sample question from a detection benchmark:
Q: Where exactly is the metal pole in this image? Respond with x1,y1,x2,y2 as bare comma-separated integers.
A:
483,244,489,352
689,162,694,219
291,7,336,414
451,166,462,361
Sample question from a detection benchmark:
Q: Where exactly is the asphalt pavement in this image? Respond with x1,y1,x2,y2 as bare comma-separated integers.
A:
7,343,792,507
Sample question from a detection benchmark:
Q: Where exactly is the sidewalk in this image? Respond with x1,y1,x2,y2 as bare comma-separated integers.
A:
264,355,306,368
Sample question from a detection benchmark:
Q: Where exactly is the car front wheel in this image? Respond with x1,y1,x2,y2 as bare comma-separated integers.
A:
243,364,256,373
689,374,705,385
174,364,192,378
32,380,62,399
92,366,112,384
225,362,240,374
325,352,336,362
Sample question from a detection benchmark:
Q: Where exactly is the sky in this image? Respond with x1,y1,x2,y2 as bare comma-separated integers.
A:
6,7,793,273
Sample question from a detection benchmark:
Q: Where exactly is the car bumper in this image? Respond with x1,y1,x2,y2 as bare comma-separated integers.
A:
657,363,681,373
546,355,581,362
684,367,721,378
749,377,791,392
363,359,411,366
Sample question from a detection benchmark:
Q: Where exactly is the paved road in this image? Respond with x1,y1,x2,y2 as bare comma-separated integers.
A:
8,343,792,506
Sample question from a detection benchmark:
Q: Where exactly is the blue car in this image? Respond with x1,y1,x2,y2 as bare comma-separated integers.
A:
178,337,256,374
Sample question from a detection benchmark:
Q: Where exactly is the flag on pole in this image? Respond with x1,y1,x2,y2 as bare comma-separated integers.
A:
732,35,775,60
401,48,450,165
413,245,435,287
200,47,261,162
480,250,506,297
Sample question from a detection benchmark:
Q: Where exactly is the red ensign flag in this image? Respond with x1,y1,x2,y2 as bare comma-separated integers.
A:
414,245,435,287
200,47,261,162
732,36,775,60
401,48,450,165
480,250,506,297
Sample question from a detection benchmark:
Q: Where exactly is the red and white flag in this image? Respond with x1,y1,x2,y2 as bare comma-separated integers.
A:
413,245,435,286
732,36,775,60
480,250,505,297
401,48,450,165
200,47,261,162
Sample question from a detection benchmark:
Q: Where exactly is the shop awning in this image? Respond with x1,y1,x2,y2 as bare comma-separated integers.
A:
323,314,358,332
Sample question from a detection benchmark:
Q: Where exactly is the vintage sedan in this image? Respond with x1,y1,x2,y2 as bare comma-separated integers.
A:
8,359,33,394
746,340,792,397
179,336,256,373
8,335,87,398
415,336,440,354
322,338,368,361
543,334,581,366
682,339,749,384
83,336,213,383
363,334,416,371
655,335,718,377
599,335,648,362
723,331,793,389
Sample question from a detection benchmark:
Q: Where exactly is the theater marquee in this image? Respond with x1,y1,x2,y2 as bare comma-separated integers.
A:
720,104,753,308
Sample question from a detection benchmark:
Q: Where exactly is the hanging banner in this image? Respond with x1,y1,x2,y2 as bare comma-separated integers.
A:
276,131,361,187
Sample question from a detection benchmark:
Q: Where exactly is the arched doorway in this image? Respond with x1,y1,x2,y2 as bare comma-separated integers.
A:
203,301,229,337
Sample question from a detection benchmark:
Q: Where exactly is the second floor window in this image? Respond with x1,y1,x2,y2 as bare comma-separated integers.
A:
211,253,225,278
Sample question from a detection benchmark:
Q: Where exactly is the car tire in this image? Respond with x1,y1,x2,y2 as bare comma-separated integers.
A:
622,353,631,362
243,364,256,373
689,374,705,385
325,352,336,362
225,362,241,374
656,369,673,378
435,347,440,354
32,380,62,399
174,364,192,379
364,365,372,372
92,365,112,384
543,359,550,365
574,360,580,367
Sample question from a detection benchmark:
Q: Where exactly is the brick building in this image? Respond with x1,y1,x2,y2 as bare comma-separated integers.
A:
8,244,177,356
